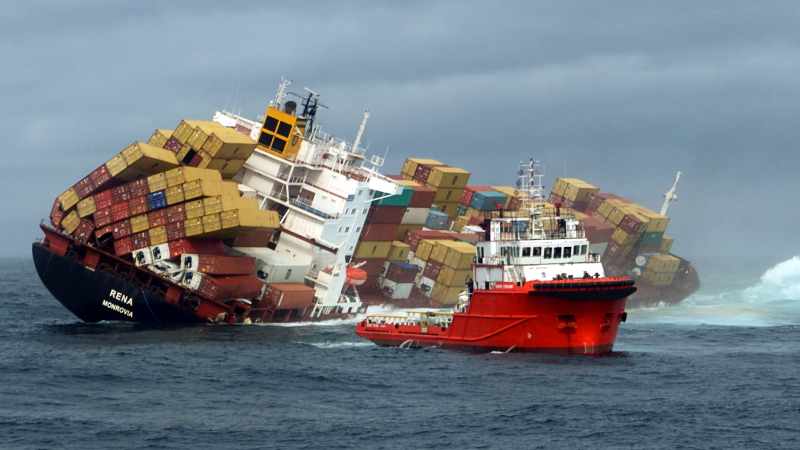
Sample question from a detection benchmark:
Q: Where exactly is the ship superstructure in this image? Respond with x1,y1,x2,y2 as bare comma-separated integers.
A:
213,81,399,319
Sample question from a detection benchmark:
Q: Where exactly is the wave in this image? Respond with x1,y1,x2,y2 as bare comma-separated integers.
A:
252,304,404,328
634,256,800,327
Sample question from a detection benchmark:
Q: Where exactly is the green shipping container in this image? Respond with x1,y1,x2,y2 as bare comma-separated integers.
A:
375,186,413,207
639,231,664,249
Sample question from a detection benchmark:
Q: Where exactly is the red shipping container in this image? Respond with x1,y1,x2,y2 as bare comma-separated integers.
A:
131,231,150,249
112,220,132,239
166,221,185,241
385,262,418,284
191,274,264,301
94,189,114,211
129,196,148,216
50,199,64,228
413,165,431,183
95,224,114,239
183,254,256,275
423,261,442,280
94,207,113,227
110,201,130,222
405,229,456,251
114,237,134,256
619,214,644,234
361,223,398,241
409,185,435,208
128,179,149,198
366,206,405,225
89,165,112,189
267,283,315,310
73,175,96,199
164,136,182,152
111,185,131,204
165,204,186,224
73,219,95,243
460,185,493,206
168,238,226,258
148,209,167,228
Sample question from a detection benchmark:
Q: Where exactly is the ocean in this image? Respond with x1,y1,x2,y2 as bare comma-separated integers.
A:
2,257,799,450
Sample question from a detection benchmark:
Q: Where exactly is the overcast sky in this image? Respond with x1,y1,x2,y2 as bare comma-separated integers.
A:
2,1,799,278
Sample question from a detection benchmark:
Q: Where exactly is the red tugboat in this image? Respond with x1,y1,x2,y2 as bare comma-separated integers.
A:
356,178,636,354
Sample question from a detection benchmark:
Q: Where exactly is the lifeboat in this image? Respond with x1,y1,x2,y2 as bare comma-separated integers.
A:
346,266,368,286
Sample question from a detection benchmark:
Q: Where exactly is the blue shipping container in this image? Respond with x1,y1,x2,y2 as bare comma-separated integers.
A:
470,191,507,211
147,191,167,210
425,209,450,230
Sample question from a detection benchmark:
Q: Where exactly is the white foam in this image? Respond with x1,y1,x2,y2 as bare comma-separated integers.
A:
633,256,800,327
305,341,374,349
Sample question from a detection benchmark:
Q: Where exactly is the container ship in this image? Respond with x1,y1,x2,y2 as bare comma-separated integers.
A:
33,79,699,325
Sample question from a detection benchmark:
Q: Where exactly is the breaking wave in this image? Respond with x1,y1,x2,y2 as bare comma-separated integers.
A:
634,256,800,327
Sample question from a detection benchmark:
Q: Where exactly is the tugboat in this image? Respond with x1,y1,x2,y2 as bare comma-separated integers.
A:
355,178,636,354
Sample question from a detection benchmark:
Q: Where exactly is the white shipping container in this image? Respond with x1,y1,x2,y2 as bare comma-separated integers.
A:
132,247,153,267
401,207,431,225
389,282,414,300
418,276,436,296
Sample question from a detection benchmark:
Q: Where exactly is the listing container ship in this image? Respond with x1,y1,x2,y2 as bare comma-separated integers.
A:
33,79,699,325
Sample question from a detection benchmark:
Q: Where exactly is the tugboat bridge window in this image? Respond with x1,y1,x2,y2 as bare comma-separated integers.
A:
581,245,588,255
522,247,531,257
563,246,572,258
532,246,541,257
573,245,580,255
554,247,562,259
544,248,552,259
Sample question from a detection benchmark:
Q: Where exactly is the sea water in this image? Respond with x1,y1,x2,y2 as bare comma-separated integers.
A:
1,257,798,449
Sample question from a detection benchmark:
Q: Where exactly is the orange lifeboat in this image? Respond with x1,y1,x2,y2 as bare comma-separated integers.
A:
346,266,368,286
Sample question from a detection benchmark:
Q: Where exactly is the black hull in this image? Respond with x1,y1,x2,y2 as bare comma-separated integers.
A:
32,242,202,325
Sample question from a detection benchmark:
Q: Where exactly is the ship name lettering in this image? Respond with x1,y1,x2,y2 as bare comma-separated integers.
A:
101,300,134,318
108,289,134,306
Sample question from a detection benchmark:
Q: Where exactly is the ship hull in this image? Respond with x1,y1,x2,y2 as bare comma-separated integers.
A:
33,242,202,324
356,279,633,355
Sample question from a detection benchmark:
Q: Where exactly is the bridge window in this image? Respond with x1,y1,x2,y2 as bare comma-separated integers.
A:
265,116,278,132
522,247,531,257
564,246,572,258
554,247,562,258
544,247,552,259
533,247,541,257
581,245,588,255
574,245,580,255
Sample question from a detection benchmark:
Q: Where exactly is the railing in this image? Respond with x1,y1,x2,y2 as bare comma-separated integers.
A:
290,198,336,220
364,311,454,327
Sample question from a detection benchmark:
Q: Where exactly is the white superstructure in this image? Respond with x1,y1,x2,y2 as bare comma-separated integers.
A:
211,83,399,318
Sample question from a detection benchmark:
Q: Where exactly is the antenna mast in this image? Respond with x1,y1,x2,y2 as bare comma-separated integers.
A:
516,158,545,211
351,110,369,154
660,171,681,216
271,77,291,107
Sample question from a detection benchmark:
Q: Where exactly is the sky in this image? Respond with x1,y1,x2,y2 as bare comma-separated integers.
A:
1,1,799,279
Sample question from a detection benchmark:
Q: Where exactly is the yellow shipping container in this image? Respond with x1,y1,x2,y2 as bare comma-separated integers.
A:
58,188,80,211
354,241,392,259
202,213,222,233
176,144,192,162
660,235,674,253
427,166,470,188
165,185,184,205
441,240,476,269
415,239,442,261
147,129,173,148
611,228,638,248
642,271,676,286
207,158,227,171
645,254,681,274
165,166,222,188
183,178,223,200
202,195,240,216
61,211,80,234
388,241,410,261
436,266,472,287
194,150,213,169
187,122,225,150
148,226,167,245
184,199,205,219
433,187,462,203
120,142,179,177
130,214,149,233
401,158,443,177
184,218,204,237
219,208,279,230
104,155,128,178
173,120,216,144
432,285,463,306
202,127,257,159
439,202,461,219
453,215,469,232
147,172,167,193
76,196,96,218
429,240,450,264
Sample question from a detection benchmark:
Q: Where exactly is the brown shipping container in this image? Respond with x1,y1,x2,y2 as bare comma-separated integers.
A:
365,205,405,225
423,261,442,280
50,200,64,228
73,219,95,243
89,165,112,189
267,283,315,310
148,209,167,228
73,175,96,199
361,223,398,241
129,196,148,216
395,224,423,242
166,221,186,241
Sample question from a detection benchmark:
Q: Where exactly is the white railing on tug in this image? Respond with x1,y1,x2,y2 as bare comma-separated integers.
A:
364,311,454,328
493,228,586,242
